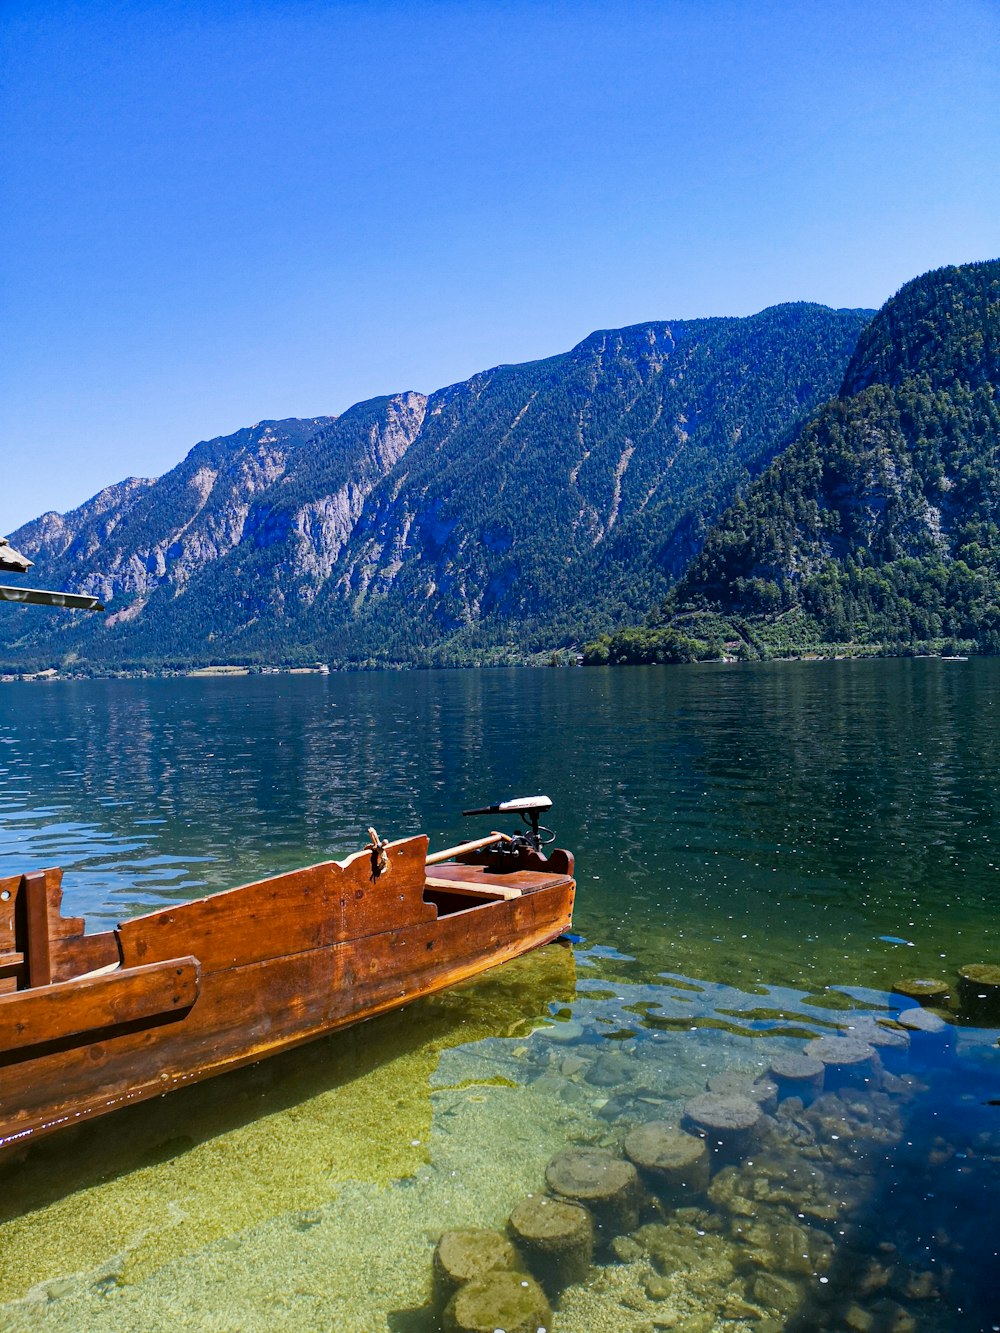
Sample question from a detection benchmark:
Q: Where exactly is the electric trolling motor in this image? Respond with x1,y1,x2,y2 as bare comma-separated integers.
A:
462,795,556,854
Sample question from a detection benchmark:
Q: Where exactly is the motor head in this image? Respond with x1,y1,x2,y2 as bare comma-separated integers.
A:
462,796,552,818
463,795,554,852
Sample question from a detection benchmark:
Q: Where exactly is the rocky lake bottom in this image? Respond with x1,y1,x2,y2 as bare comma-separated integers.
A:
1,945,997,1333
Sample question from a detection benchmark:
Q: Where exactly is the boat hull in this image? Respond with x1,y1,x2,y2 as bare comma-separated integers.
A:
0,835,575,1152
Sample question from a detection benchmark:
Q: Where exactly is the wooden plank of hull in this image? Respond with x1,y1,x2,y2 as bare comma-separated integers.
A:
0,957,199,1054
0,878,574,1151
116,835,437,973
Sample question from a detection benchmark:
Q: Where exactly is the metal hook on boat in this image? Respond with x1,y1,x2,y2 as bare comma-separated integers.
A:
366,827,390,880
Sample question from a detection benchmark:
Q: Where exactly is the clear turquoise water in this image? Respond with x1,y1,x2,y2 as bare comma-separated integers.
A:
0,662,998,1331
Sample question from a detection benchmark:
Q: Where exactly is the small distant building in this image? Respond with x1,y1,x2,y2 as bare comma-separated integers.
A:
0,537,32,574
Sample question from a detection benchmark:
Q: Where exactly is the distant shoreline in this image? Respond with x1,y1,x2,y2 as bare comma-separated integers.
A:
0,649,978,684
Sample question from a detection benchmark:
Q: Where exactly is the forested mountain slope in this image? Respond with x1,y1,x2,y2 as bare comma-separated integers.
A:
588,260,1000,663
1,303,870,670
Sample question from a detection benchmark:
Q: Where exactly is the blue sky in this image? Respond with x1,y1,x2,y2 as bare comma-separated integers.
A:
2,0,998,532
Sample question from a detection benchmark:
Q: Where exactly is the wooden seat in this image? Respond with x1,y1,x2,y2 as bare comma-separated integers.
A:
426,863,573,895
424,876,522,901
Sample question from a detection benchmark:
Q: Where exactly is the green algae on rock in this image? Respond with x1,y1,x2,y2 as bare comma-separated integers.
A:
957,964,1000,1020
507,1193,594,1291
544,1148,640,1236
433,1228,518,1305
892,977,951,1005
442,1270,551,1333
623,1122,710,1199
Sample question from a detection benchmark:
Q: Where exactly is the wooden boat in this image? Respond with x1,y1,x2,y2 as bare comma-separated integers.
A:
0,800,575,1154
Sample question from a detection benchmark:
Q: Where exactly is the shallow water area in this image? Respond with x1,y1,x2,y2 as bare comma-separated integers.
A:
1,662,999,1330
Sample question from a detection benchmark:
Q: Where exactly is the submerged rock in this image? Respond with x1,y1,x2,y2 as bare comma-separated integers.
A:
682,1093,762,1161
902,1269,938,1300
892,977,951,1005
433,1228,518,1305
624,1122,710,1199
768,1051,824,1102
706,1071,779,1114
559,1053,589,1078
442,1270,551,1333
895,1007,949,1034
843,1018,910,1072
545,1147,641,1236
803,1037,880,1088
845,1300,875,1331
633,1219,736,1284
507,1192,594,1291
868,1297,918,1333
846,1018,909,1050
546,1020,584,1044
752,1270,805,1317
586,1050,634,1087
737,1215,834,1278
609,1234,643,1263
707,1166,757,1217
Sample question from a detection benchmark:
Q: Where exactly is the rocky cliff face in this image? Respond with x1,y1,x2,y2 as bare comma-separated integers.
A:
1,304,872,668
15,478,155,568
14,420,333,608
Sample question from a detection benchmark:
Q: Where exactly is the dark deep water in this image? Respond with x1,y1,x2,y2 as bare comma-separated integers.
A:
0,661,997,1331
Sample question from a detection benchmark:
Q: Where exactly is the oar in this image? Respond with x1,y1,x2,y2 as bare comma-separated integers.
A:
426,832,512,866
0,585,105,612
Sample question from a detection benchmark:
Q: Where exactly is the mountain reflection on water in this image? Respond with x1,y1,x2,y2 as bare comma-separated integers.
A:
0,661,998,1331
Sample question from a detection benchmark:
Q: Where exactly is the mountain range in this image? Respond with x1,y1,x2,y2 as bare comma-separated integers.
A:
0,303,870,670
587,258,1000,664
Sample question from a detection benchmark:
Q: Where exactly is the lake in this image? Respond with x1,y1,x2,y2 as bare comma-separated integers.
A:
0,661,998,1331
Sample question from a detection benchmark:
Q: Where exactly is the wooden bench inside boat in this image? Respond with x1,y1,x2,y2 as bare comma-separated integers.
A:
422,859,574,916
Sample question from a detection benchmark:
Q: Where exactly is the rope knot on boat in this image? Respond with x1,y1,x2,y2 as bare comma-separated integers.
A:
366,827,391,880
